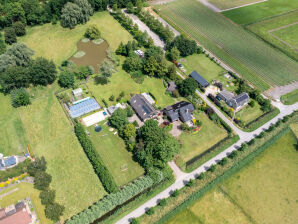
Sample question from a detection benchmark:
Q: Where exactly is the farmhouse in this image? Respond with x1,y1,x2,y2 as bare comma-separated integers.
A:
0,201,33,224
228,93,250,111
217,90,235,103
190,70,209,88
130,94,157,121
164,101,194,123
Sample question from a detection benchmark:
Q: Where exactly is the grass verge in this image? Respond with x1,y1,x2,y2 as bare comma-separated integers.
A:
280,89,298,105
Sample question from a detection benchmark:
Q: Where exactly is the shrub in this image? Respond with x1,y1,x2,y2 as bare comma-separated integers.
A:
159,198,167,207
58,70,75,88
34,171,52,190
4,27,17,44
146,207,155,215
40,189,56,205
109,95,115,101
208,164,216,172
0,159,31,182
186,179,195,187
228,150,238,159
95,75,108,85
126,106,134,117
11,88,30,108
218,158,228,166
248,100,255,107
13,22,26,36
45,203,65,222
85,24,101,40
74,123,118,193
171,189,180,197
130,218,140,224
197,172,205,180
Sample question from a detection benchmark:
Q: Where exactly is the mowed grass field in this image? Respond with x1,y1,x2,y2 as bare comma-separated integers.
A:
222,0,298,24
19,12,133,65
180,54,225,81
0,183,51,224
166,130,298,224
246,10,298,61
0,94,28,156
18,85,106,220
235,100,263,125
156,0,298,91
176,112,228,167
87,69,175,108
208,0,264,10
87,122,144,187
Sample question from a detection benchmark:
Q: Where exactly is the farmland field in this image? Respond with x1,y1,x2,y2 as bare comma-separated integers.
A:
156,0,298,91
246,10,298,61
0,183,51,224
207,0,264,10
0,94,28,156
19,12,133,65
222,0,298,24
18,84,106,220
165,130,298,224
87,122,144,187
176,112,228,168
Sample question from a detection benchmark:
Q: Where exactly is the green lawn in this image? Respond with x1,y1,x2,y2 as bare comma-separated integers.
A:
156,0,298,91
87,122,144,187
18,84,106,221
19,12,133,65
208,0,264,10
235,100,263,125
165,131,298,224
222,0,298,24
87,68,175,108
176,112,228,167
0,93,29,156
0,183,51,224
180,54,225,81
280,88,298,105
246,10,298,61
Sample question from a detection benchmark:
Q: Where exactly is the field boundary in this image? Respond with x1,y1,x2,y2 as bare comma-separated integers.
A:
221,0,268,12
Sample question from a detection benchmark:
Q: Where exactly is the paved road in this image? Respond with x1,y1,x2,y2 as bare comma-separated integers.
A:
123,10,166,48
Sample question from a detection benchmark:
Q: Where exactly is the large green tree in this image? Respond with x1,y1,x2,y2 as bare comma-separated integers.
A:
74,0,93,23
6,43,34,66
99,59,116,78
40,189,56,205
60,2,83,29
58,70,75,88
4,27,17,45
0,66,30,93
10,88,30,107
45,203,65,222
179,77,198,96
34,171,52,190
109,108,129,130
28,57,57,86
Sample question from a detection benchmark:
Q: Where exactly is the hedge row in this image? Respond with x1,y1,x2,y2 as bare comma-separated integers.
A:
155,127,291,224
0,159,31,182
74,123,118,193
65,176,154,224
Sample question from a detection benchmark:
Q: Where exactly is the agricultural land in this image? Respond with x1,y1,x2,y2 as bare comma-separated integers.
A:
163,130,298,224
155,0,298,91
207,0,266,10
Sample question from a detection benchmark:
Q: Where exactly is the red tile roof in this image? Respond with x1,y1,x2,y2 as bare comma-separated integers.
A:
0,209,31,224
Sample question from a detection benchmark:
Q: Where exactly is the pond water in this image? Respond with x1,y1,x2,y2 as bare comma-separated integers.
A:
69,39,109,72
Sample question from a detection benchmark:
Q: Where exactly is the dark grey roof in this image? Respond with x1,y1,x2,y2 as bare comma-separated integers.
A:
130,94,157,121
218,90,234,101
190,70,209,87
165,101,194,122
15,202,25,211
234,93,249,104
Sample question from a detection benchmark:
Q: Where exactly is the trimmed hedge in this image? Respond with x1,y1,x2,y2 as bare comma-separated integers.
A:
66,176,154,224
74,123,118,193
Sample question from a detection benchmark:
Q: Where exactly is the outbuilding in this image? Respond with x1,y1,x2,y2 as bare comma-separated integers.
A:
190,70,209,88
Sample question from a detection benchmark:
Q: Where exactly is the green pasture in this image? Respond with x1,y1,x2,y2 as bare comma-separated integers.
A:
19,12,133,65
165,188,251,224
179,54,225,81
0,183,51,224
247,10,298,61
156,0,298,91
87,68,175,108
0,93,28,156
235,100,263,125
166,131,298,224
208,0,263,10
280,89,298,105
87,122,144,187
18,84,106,220
176,112,228,167
222,0,298,24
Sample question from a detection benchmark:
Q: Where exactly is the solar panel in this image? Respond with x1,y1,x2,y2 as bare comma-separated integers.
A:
4,157,16,167
69,98,101,118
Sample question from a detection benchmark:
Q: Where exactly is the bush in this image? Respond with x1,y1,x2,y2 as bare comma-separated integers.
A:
218,158,228,166
4,27,17,44
146,207,155,215
74,123,118,193
159,198,167,207
228,150,238,159
0,159,31,182
197,172,205,180
109,95,115,101
85,24,101,40
40,189,56,205
95,75,108,85
248,100,255,107
171,189,180,197
186,178,195,187
126,106,134,117
45,203,65,222
130,218,140,224
58,70,75,88
13,22,26,36
208,164,216,172
11,88,30,107
34,171,52,190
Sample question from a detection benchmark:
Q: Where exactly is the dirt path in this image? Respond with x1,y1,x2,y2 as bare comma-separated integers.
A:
199,0,221,12
221,0,268,12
